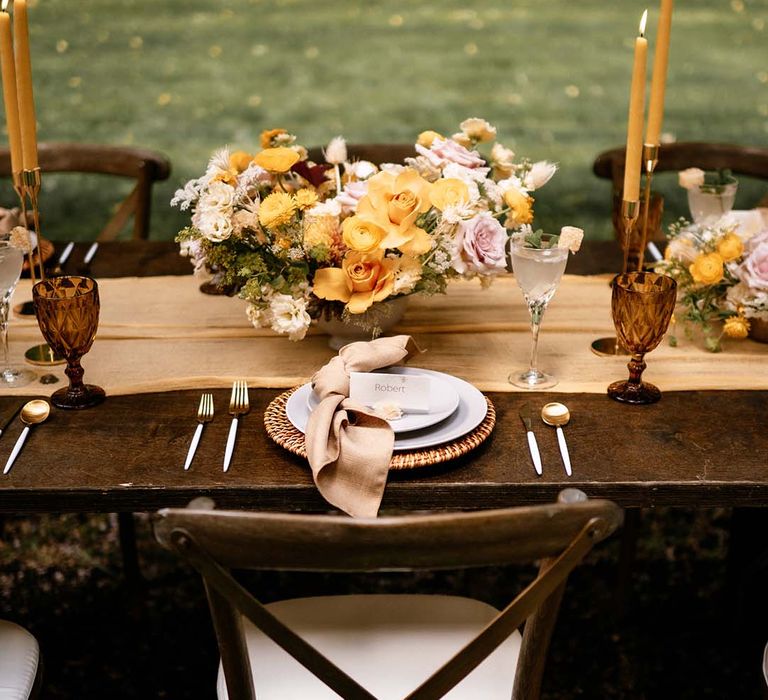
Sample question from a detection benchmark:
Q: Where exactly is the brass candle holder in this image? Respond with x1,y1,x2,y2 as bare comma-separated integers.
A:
590,198,638,357
637,142,659,271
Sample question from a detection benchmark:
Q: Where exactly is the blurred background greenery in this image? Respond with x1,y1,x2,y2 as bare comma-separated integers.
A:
1,0,766,241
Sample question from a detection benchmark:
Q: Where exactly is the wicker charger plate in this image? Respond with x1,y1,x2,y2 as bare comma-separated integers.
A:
264,387,496,471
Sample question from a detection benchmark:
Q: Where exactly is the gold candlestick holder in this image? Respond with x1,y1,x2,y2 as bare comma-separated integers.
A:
590,198,638,357
637,142,659,271
11,170,37,288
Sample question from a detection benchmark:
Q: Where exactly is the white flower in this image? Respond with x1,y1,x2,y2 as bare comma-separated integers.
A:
197,210,233,242
179,238,207,275
459,117,497,143
379,163,406,176
497,175,526,193
416,138,485,169
483,179,505,209
171,178,204,210
335,180,369,215
403,155,442,182
308,199,342,218
441,201,477,224
391,255,423,295
490,143,516,173
246,302,270,329
200,180,236,212
344,160,378,180
208,147,231,173
232,209,261,236
373,400,403,420
557,226,584,253
523,161,558,190
678,167,705,190
268,294,311,341
324,136,347,165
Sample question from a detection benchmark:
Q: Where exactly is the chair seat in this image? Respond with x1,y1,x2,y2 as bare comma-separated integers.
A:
217,594,521,700
0,620,39,700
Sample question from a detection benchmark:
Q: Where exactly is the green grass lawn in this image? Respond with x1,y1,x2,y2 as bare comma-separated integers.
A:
2,0,767,241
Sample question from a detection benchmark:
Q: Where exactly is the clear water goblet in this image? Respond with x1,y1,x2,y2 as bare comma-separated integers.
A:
0,241,35,387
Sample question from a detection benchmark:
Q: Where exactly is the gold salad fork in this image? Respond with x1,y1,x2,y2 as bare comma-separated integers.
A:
183,393,214,471
223,380,249,473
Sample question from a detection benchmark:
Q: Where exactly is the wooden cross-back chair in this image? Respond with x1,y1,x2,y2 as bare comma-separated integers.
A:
307,143,417,166
154,490,623,700
593,142,768,205
0,142,171,240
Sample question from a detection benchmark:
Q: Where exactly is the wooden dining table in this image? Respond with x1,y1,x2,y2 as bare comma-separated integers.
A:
0,240,766,516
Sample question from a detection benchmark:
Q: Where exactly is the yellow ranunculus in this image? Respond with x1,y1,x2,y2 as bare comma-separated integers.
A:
430,178,470,210
254,147,300,173
294,188,319,210
417,130,443,148
342,215,386,252
723,315,750,339
689,252,724,285
313,250,397,313
229,151,253,173
355,169,433,255
717,232,744,263
260,128,288,149
258,192,297,229
503,188,534,226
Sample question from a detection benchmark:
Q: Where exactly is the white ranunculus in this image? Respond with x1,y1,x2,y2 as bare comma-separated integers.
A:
344,160,378,180
200,180,236,212
678,167,705,190
324,136,347,165
197,210,233,242
523,161,558,191
268,294,311,341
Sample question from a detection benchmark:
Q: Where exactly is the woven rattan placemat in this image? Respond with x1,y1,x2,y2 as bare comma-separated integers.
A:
264,387,496,470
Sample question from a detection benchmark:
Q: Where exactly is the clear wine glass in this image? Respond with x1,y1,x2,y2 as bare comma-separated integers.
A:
509,233,568,390
0,241,35,387
687,177,738,224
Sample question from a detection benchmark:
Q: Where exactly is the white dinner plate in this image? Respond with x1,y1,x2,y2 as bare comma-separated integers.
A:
285,367,488,452
306,367,460,433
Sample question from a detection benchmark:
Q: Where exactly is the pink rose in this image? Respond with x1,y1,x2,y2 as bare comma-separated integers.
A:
739,230,768,291
452,213,508,275
416,137,486,170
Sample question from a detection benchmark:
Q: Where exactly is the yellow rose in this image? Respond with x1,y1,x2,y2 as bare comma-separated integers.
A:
303,215,337,248
355,169,433,255
689,252,724,285
723,315,750,339
229,151,253,173
717,232,744,263
430,178,470,210
342,215,386,252
258,192,297,229
254,147,300,173
503,188,534,226
260,128,288,149
313,250,397,313
294,188,319,210
417,130,443,148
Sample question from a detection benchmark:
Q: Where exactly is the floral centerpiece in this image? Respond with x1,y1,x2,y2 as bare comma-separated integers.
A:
655,209,768,351
172,118,563,341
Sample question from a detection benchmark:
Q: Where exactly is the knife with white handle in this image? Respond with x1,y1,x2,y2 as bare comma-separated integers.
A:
555,426,572,476
4,427,29,475
519,404,543,476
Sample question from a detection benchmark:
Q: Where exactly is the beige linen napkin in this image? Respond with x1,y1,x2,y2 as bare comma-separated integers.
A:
305,335,421,517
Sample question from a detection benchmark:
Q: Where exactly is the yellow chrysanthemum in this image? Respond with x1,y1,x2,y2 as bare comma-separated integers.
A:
254,147,300,173
258,192,297,229
689,252,724,285
294,188,319,210
503,188,534,226
260,128,288,149
723,315,750,339
717,232,744,263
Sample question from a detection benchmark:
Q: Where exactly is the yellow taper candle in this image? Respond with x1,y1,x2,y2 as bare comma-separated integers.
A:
623,10,648,203
0,2,21,174
13,0,37,171
646,0,674,146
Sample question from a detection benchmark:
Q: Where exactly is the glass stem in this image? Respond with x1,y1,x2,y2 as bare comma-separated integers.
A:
528,301,546,377
627,353,647,386
0,298,10,377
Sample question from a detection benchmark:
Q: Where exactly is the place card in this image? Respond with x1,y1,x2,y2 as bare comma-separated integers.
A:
349,371,431,413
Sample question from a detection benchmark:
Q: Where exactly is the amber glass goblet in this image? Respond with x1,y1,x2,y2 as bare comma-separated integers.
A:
33,276,105,409
608,271,677,405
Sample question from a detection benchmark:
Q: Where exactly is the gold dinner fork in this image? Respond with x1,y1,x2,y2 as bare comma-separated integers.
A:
183,393,214,471
223,380,249,472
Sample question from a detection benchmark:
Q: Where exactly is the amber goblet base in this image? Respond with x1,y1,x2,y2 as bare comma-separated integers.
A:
50,383,105,410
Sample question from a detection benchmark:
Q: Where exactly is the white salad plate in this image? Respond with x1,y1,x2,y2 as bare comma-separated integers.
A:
286,367,488,452
306,367,460,433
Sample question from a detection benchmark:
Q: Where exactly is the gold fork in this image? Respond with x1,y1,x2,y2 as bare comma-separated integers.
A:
183,393,214,471
223,380,249,472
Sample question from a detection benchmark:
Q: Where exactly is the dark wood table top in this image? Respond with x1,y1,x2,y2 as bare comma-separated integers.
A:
3,240,766,514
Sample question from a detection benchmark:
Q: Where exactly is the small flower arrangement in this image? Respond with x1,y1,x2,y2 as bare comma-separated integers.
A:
655,214,768,351
172,118,563,341
678,167,737,194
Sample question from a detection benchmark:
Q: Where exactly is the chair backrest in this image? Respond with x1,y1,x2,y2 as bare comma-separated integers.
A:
0,142,171,241
154,490,623,700
593,142,768,192
307,143,416,167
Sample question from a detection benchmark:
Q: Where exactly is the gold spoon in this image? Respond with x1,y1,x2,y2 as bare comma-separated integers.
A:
541,402,572,477
3,400,51,475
